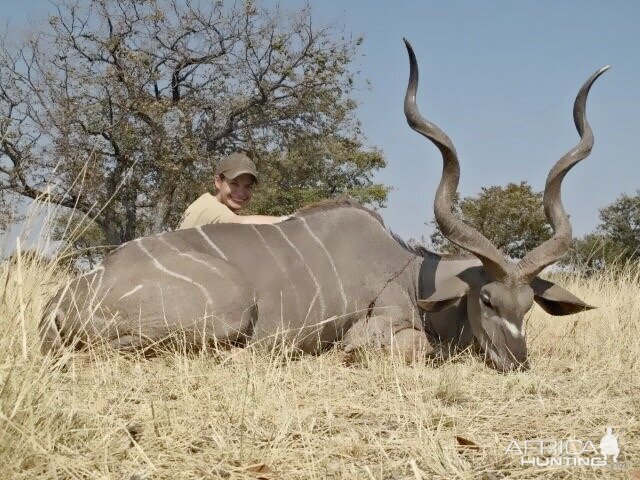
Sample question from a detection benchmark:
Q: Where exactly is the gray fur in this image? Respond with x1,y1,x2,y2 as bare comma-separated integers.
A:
42,205,427,356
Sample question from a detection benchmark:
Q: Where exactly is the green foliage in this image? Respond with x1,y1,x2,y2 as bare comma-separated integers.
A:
566,190,640,271
430,182,551,259
0,0,387,249
564,234,630,273
598,190,640,254
246,134,388,216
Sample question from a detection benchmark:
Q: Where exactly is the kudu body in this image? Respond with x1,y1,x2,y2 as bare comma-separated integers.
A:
41,41,606,371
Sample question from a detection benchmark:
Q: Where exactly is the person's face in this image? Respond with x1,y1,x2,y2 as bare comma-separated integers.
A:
214,173,256,211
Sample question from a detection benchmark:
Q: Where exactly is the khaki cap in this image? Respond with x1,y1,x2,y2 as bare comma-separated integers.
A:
215,152,258,182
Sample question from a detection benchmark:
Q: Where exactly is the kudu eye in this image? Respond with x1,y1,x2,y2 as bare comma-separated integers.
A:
480,293,492,308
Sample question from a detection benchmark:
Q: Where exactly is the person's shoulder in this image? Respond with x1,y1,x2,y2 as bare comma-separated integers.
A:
185,192,223,214
209,196,237,220
190,192,216,207
178,192,216,229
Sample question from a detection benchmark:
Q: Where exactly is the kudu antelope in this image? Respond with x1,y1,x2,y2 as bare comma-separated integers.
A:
40,40,607,371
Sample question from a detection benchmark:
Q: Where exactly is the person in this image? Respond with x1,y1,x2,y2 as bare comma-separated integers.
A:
178,152,288,229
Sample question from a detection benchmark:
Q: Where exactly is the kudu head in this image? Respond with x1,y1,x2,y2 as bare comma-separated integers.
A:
404,39,608,372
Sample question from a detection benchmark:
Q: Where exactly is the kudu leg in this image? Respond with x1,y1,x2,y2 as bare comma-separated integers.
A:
343,315,433,363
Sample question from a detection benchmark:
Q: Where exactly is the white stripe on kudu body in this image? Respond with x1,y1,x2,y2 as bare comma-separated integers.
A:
136,238,213,306
300,218,348,315
273,224,326,320
118,284,143,301
158,237,223,276
251,224,303,319
196,226,228,260
251,225,288,274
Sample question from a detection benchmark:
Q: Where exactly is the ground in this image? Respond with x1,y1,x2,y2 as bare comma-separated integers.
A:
1,252,638,479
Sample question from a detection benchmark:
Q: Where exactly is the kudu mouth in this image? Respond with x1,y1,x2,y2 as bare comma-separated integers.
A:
488,350,530,373
472,335,530,372
485,326,529,372
403,38,608,370
403,38,609,282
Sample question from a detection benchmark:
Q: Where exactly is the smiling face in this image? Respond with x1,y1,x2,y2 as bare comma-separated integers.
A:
214,173,256,211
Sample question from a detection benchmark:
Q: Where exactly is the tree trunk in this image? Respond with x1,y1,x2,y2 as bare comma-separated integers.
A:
150,179,178,233
100,209,123,247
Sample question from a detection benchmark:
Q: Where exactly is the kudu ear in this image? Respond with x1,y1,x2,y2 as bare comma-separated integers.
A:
417,276,469,312
531,278,595,316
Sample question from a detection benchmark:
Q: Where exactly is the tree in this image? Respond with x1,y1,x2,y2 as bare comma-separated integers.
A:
598,191,640,255
429,181,551,259
566,190,640,270
0,0,387,249
247,134,386,216
564,233,627,272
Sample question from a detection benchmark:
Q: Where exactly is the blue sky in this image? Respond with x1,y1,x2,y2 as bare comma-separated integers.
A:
1,0,639,247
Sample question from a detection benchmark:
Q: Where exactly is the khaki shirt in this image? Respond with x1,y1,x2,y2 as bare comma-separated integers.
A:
178,193,237,229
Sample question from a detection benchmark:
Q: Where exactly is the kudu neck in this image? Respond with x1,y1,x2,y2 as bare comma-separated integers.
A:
417,255,478,348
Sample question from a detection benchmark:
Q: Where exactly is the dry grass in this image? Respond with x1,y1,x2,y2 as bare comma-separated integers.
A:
1,247,638,479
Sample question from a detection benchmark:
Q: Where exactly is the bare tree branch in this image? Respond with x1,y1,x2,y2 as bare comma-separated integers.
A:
0,0,384,247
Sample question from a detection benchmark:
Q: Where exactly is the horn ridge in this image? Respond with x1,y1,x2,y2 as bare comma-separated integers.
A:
516,66,610,282
403,38,511,280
